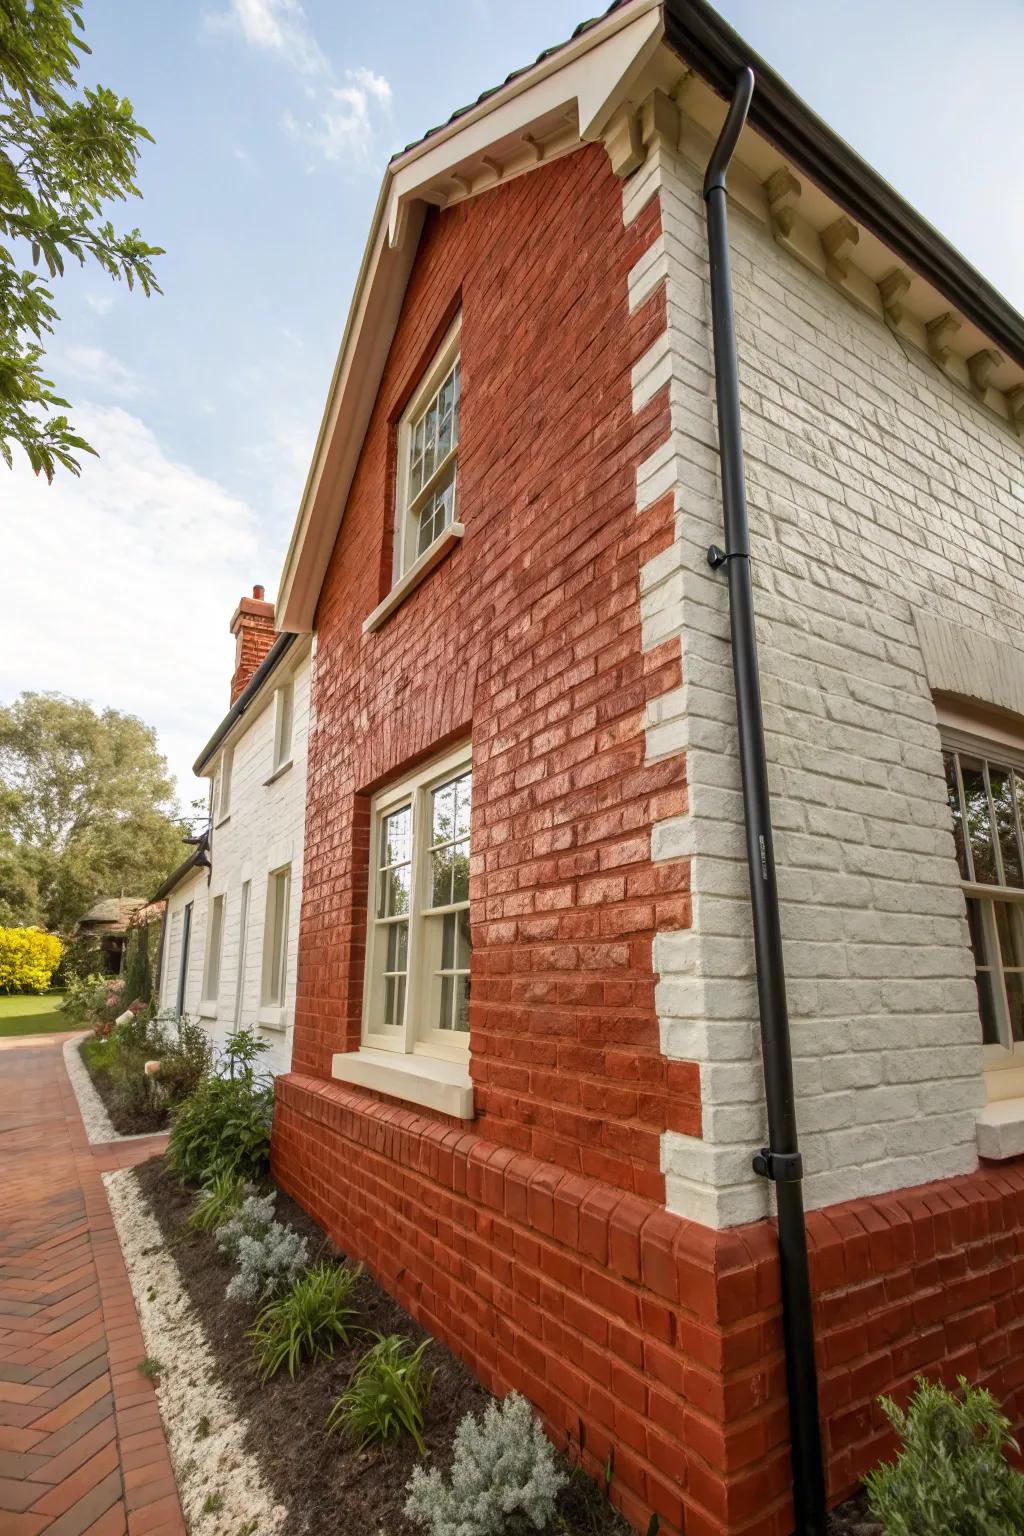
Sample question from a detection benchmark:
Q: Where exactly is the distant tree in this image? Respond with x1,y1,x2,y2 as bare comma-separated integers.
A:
0,691,186,930
1,0,163,478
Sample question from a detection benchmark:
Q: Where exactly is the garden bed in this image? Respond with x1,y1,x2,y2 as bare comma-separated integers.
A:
79,1033,169,1134
130,1155,632,1536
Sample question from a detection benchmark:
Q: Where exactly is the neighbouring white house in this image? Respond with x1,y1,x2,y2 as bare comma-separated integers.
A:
156,586,311,1074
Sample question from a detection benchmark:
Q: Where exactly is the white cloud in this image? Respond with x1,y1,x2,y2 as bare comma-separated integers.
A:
53,345,145,402
283,67,392,165
1,406,274,805
85,293,115,317
205,0,325,74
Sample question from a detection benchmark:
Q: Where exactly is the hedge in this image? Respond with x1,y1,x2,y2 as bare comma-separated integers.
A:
0,927,64,994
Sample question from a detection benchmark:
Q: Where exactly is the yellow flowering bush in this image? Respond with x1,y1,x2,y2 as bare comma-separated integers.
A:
0,927,64,994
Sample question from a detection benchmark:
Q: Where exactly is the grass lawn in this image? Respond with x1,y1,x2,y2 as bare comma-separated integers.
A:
0,993,69,1037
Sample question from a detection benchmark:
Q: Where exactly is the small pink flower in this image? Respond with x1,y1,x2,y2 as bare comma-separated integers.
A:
144,1060,161,1077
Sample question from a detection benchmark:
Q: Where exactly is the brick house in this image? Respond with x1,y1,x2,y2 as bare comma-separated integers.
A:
266,2,1024,1533
156,587,310,1074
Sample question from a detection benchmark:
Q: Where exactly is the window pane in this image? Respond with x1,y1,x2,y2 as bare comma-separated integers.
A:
438,973,453,1032
384,974,406,1030
976,969,1003,1046
456,908,471,969
454,973,470,1032
989,764,1024,888
995,900,1024,971
431,846,453,907
452,846,470,904
960,757,997,884
1005,973,1024,1044
453,772,472,838
386,921,408,972
380,864,411,919
432,783,456,843
441,912,455,970
381,806,411,867
943,752,968,880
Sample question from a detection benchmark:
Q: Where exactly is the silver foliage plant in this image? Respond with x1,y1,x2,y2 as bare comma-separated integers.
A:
405,1391,566,1536
215,1193,309,1304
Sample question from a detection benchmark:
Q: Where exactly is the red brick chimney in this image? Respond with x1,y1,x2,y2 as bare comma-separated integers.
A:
229,585,276,703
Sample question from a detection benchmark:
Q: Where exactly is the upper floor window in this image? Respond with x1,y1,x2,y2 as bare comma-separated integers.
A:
943,736,1024,1059
261,865,291,1016
364,744,472,1058
394,319,461,581
272,681,294,774
215,748,233,824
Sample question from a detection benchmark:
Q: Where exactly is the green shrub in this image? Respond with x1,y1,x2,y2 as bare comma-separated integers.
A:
167,1074,273,1183
328,1334,434,1456
405,1391,567,1536
249,1262,360,1381
187,1170,249,1234
155,1015,214,1102
0,926,63,993
865,1375,1024,1536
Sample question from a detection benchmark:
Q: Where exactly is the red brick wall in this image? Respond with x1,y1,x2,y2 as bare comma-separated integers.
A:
274,1074,1024,1536
293,142,696,1198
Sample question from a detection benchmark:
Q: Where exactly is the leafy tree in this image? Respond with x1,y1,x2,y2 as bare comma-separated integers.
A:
0,691,187,930
1,0,163,478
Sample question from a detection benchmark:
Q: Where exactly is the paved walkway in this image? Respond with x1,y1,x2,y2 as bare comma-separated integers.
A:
0,1032,184,1536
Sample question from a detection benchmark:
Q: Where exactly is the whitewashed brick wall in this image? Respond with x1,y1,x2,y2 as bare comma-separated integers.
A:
158,649,311,1076
627,136,1024,1226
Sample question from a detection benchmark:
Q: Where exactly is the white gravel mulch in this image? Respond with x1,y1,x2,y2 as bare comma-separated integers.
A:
63,1033,119,1143
104,1166,288,1536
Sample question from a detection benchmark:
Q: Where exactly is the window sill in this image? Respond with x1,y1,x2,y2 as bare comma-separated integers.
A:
258,1005,287,1032
264,759,293,786
976,1098,1024,1160
331,1047,474,1119
198,1002,218,1020
362,523,464,635
214,813,231,829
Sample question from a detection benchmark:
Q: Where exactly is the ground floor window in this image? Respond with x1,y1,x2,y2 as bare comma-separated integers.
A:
363,743,472,1060
261,866,291,1012
943,735,1024,1061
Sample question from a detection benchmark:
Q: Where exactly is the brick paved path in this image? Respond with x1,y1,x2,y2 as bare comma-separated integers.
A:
0,1033,185,1536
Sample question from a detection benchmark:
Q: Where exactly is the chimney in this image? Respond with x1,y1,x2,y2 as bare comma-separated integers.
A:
229,585,276,703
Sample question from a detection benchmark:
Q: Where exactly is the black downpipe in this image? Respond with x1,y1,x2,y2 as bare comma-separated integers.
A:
702,69,827,1536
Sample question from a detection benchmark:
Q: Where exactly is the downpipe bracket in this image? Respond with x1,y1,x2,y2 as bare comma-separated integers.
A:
706,544,749,569
752,1148,804,1182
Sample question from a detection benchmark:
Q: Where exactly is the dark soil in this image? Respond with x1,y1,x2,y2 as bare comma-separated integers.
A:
826,1489,882,1535
134,1156,632,1536
80,1040,168,1135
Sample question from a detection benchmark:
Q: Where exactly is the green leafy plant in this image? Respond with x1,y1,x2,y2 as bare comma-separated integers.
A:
865,1375,1024,1536
202,1491,223,1515
137,1356,162,1382
187,1170,248,1234
405,1390,566,1535
249,1262,360,1381
329,1334,434,1456
167,1073,273,1183
195,1414,211,1440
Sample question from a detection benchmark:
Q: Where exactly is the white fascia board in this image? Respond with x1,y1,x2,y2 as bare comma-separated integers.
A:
275,0,666,635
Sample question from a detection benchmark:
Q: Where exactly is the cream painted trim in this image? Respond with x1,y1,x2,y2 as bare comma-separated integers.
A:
331,1047,474,1119
263,759,293,787
363,524,464,635
258,1006,287,1032
976,1098,1024,1160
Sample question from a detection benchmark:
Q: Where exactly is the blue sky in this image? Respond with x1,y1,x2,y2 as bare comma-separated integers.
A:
4,0,1023,806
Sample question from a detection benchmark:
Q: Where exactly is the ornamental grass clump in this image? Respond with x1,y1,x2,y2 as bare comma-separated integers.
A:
865,1375,1024,1536
328,1334,434,1456
187,1170,248,1234
249,1261,361,1381
405,1391,566,1536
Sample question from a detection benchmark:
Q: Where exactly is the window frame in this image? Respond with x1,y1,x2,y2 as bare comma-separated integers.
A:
235,878,251,1025
393,317,462,585
362,742,472,1063
176,900,193,1019
201,892,225,1013
942,725,1024,1071
260,864,291,1022
271,681,294,776
215,747,233,824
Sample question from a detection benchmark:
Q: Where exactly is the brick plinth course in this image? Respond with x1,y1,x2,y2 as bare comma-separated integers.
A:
0,1034,184,1536
275,1072,1024,1536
